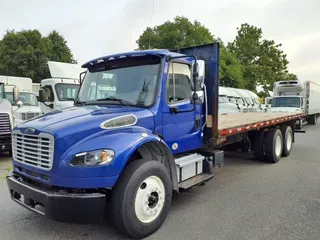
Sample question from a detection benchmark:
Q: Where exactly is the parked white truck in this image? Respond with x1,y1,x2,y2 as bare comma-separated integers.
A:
0,82,19,154
218,87,241,114
270,80,320,127
38,61,82,114
0,75,41,126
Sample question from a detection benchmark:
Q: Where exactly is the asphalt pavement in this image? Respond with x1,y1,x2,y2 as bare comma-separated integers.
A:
1,125,320,240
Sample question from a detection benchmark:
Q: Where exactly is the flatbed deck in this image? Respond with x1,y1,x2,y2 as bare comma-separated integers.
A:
207,112,305,136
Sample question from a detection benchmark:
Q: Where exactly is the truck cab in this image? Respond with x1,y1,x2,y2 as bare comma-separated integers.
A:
218,86,241,114
5,88,41,126
270,80,306,114
225,87,247,112
243,89,265,112
38,61,82,114
0,76,41,126
0,83,19,153
270,96,304,113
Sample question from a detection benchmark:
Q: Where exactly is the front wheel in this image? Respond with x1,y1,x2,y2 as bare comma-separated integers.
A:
111,159,172,239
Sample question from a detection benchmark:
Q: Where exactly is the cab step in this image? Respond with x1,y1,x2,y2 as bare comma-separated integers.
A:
178,173,214,190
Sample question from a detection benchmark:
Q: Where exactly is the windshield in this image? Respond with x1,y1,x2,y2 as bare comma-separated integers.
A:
236,98,244,104
271,97,301,108
245,98,253,104
6,92,38,106
228,97,236,104
55,83,79,101
77,56,161,107
0,84,4,99
219,95,229,103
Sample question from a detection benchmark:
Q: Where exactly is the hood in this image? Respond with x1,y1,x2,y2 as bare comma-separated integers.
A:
269,107,303,113
0,98,12,115
13,105,41,113
15,105,155,142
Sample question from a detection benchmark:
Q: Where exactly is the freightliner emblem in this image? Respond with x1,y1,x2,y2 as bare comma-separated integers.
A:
25,128,36,134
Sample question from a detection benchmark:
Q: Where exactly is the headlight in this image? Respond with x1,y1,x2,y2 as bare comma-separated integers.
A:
69,149,115,167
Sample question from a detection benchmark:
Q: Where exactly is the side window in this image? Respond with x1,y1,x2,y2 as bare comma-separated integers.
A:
42,85,54,102
167,62,192,103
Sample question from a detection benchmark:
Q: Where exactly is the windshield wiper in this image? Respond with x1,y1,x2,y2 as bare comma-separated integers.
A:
60,97,75,101
74,100,86,106
97,97,131,107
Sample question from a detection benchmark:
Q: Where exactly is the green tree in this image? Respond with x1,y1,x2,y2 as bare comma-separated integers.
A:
281,72,298,80
136,16,214,50
0,29,76,82
219,46,244,88
44,30,76,63
228,23,295,91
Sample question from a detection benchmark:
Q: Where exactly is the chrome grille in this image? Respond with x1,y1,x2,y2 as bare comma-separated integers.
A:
12,131,54,170
21,112,40,121
0,113,11,135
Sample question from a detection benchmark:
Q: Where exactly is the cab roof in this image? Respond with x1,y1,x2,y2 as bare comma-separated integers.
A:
81,49,187,68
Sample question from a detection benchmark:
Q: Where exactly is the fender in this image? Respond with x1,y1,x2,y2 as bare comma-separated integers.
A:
58,126,178,190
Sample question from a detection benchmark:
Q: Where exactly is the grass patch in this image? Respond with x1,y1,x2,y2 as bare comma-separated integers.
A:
5,164,13,172
1,164,13,179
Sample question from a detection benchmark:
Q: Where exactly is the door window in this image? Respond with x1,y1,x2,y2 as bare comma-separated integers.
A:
166,62,192,103
42,85,54,102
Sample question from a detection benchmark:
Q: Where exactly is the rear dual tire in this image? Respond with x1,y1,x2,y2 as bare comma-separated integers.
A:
264,128,283,163
309,114,317,125
253,125,293,163
280,125,293,157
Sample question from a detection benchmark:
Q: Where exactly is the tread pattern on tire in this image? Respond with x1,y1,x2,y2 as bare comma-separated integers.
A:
111,159,172,239
280,125,293,157
264,128,283,163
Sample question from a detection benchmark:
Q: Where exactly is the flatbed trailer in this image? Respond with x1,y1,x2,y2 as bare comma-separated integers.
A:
217,112,304,135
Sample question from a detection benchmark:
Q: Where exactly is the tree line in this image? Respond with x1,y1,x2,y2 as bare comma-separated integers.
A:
136,16,297,97
0,16,297,96
0,30,76,83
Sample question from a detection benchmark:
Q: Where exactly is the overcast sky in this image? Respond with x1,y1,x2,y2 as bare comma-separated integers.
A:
1,0,319,81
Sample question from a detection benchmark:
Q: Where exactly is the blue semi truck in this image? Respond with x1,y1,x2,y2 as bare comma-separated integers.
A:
7,43,304,239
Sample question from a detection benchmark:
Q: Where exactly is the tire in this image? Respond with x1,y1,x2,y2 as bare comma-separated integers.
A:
309,114,317,125
280,125,293,157
264,128,283,163
111,159,172,239
252,129,266,161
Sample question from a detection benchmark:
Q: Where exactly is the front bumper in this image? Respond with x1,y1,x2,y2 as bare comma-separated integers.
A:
0,134,11,152
7,174,106,223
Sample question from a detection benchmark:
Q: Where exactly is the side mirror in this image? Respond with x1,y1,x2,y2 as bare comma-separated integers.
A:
196,60,205,89
13,87,19,103
16,100,23,108
39,89,45,102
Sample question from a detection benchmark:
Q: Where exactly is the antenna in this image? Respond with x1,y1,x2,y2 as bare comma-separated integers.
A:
148,0,155,49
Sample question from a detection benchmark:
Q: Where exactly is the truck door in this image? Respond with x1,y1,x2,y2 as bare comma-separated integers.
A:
162,61,203,154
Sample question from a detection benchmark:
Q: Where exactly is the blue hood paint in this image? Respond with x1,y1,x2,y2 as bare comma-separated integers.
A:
15,105,155,154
